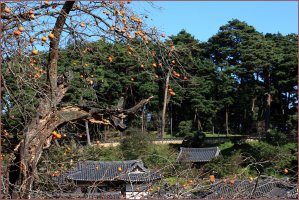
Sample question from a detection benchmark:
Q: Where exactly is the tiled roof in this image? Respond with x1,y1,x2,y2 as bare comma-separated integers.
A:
177,147,220,162
205,178,298,199
57,160,162,183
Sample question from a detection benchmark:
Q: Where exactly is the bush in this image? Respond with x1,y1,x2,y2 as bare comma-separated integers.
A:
275,143,298,180
143,144,178,173
219,141,234,151
181,131,207,147
119,128,150,160
207,141,298,180
204,150,245,178
269,129,288,144
177,120,194,137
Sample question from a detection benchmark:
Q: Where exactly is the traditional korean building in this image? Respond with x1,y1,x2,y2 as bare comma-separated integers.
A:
204,177,298,199
54,159,162,199
176,147,220,167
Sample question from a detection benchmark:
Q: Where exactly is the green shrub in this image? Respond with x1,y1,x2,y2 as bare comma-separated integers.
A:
204,141,298,180
119,128,150,160
143,144,177,173
204,150,244,178
177,120,194,137
269,129,288,144
275,143,298,180
219,141,234,151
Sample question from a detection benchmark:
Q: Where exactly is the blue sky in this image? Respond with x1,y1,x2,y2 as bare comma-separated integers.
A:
131,1,298,41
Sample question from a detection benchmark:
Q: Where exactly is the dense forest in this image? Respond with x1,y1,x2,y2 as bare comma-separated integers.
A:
1,1,297,199
58,21,297,139
4,20,297,140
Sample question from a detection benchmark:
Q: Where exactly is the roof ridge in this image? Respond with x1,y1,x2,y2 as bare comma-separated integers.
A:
181,147,219,150
77,159,142,163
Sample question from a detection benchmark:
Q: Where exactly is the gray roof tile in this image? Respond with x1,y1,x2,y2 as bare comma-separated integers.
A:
205,178,297,199
177,147,220,162
57,160,161,183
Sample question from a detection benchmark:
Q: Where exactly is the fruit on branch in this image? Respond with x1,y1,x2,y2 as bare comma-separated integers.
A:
108,56,113,63
32,49,38,55
48,33,55,40
4,7,11,13
41,36,47,42
169,91,176,96
29,14,35,19
18,26,25,32
283,168,288,174
13,30,21,37
168,88,176,96
210,175,215,183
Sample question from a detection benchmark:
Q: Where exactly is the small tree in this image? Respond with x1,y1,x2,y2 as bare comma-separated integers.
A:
119,128,150,160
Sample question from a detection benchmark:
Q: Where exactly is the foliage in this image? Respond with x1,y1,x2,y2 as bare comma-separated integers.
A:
206,141,298,180
219,141,234,151
204,151,245,178
143,144,178,176
119,128,150,160
177,120,194,137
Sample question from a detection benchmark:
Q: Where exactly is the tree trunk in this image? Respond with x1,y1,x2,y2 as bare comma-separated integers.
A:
47,1,75,107
226,106,229,136
197,118,203,132
161,70,170,138
170,104,173,136
85,120,91,145
264,69,271,141
141,106,144,134
12,2,75,197
251,97,256,112
12,83,70,198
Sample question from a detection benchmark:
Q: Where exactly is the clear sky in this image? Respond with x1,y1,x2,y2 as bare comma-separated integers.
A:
131,1,298,42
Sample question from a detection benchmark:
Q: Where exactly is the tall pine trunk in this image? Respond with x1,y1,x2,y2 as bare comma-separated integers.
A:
85,120,91,145
264,69,271,141
225,106,229,136
161,70,170,138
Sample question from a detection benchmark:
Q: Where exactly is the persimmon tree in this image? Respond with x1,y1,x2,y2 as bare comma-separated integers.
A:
1,1,188,198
